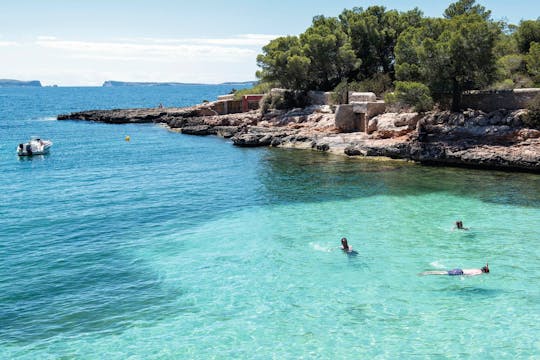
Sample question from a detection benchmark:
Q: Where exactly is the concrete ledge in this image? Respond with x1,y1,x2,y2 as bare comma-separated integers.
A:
352,101,386,119
349,92,376,102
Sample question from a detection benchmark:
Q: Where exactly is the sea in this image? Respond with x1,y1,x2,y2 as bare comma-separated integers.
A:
1,85,539,359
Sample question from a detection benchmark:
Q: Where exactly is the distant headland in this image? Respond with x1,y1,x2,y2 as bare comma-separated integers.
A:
0,79,42,87
102,80,256,87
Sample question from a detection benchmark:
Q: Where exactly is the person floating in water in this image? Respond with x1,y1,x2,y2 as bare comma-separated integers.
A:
419,263,489,276
454,220,469,230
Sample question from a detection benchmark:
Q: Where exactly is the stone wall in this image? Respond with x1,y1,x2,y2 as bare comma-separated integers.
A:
308,91,335,105
460,88,540,111
214,100,243,115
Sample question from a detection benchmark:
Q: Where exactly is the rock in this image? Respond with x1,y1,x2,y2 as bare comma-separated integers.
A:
57,103,540,172
349,92,376,102
181,125,213,135
516,128,540,141
367,118,378,134
371,113,416,138
315,143,330,151
335,104,357,132
214,126,240,138
231,133,272,147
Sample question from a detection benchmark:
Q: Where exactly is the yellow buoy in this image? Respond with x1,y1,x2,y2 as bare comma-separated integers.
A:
125,135,131,142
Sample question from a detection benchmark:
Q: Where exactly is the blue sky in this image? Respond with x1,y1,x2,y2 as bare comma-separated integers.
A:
0,0,538,85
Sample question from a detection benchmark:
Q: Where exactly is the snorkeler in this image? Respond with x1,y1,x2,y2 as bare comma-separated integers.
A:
419,263,489,276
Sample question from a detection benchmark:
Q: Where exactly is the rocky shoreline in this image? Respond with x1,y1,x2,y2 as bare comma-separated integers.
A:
57,104,540,173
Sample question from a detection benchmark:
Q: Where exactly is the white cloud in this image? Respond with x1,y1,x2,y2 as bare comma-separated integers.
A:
0,35,270,85
34,36,268,62
0,41,18,47
139,34,281,46
37,36,57,40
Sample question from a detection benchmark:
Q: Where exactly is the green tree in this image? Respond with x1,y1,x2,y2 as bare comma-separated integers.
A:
394,18,447,82
256,36,310,90
395,2,498,111
340,6,423,80
515,19,540,53
300,15,360,90
526,42,540,84
443,0,491,20
392,81,434,112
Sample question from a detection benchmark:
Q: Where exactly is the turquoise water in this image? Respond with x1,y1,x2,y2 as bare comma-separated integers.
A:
1,87,539,359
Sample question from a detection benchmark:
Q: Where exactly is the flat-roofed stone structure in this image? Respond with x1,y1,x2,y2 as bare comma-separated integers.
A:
335,92,386,132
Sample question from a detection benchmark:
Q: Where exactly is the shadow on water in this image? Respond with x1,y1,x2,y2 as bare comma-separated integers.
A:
0,250,195,345
438,285,504,300
258,148,540,208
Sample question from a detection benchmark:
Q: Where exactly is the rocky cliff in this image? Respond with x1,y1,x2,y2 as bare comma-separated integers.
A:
57,104,540,172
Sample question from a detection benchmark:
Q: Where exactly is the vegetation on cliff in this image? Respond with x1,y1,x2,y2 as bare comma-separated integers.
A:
252,0,540,111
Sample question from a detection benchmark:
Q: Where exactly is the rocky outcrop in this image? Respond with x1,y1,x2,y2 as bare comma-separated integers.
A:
0,79,41,87
57,105,220,124
57,104,540,172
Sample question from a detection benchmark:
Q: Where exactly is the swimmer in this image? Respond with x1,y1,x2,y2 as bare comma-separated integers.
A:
340,237,352,252
340,237,359,256
419,263,489,276
454,220,469,230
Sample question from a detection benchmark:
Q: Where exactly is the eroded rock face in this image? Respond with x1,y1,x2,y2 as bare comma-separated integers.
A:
57,104,540,172
231,133,273,147
370,112,420,139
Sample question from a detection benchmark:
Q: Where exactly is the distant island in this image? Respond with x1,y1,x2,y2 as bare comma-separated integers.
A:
0,79,42,87
102,80,256,87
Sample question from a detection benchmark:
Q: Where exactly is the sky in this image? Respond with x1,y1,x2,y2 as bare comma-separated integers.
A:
0,0,538,86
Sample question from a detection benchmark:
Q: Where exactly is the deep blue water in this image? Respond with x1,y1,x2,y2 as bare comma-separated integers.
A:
1,86,539,358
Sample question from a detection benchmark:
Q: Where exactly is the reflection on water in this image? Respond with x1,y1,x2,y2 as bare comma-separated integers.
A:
259,148,540,208
16,154,49,162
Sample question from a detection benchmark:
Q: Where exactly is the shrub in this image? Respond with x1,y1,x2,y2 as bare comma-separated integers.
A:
491,78,516,90
524,93,540,128
331,81,350,104
383,92,409,112
233,82,274,100
330,81,365,104
393,81,434,112
356,73,393,97
260,90,309,113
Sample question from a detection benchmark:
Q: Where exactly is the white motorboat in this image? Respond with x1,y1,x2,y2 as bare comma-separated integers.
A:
17,137,53,156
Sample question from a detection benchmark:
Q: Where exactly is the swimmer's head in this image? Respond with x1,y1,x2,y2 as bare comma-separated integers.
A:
481,263,489,273
341,237,348,247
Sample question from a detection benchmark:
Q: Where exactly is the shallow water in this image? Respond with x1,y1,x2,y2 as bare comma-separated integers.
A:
1,87,539,358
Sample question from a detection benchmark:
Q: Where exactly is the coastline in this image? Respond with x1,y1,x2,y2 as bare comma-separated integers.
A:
57,103,540,173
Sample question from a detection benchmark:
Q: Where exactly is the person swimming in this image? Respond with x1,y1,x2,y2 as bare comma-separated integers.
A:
340,237,352,252
454,220,469,230
419,263,489,276
340,237,358,255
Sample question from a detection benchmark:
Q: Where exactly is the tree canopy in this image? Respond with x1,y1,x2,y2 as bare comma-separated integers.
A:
395,11,499,110
254,0,539,111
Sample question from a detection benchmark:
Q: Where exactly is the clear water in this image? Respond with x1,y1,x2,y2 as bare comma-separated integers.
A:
1,87,539,359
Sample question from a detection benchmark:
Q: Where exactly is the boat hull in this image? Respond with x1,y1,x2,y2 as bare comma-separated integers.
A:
17,139,53,156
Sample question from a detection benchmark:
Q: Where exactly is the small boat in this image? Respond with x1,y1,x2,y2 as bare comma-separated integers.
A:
17,137,53,156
